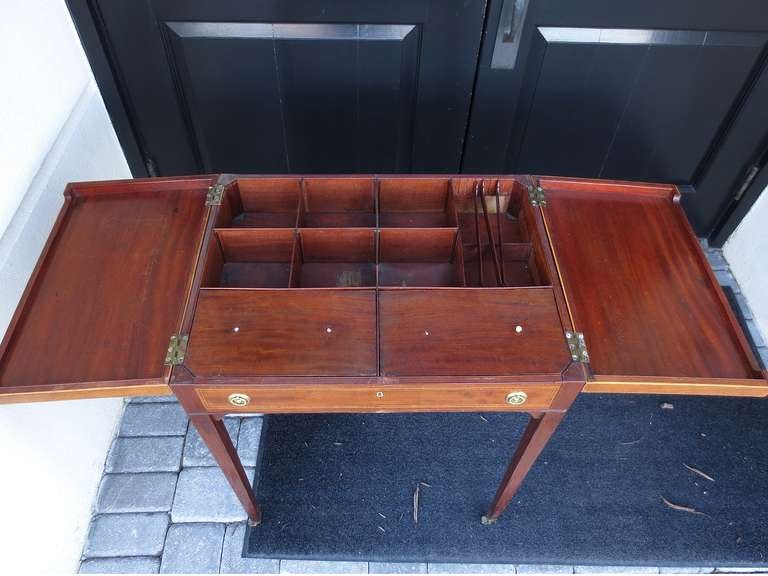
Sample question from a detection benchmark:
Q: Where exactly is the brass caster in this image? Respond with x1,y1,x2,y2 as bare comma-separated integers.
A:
480,515,498,525
247,518,261,528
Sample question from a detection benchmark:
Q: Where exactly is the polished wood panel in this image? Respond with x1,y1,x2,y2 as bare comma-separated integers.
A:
299,228,375,262
228,178,300,228
195,382,560,413
541,178,764,383
0,179,211,393
0,383,172,404
185,288,377,377
379,288,570,376
378,178,457,227
217,228,295,262
207,228,296,288
295,229,377,288
378,228,463,287
583,375,768,397
379,228,457,262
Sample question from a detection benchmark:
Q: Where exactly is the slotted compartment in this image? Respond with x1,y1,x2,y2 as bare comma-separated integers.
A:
293,229,377,287
220,178,300,228
457,179,548,287
378,178,458,227
299,178,376,227
378,229,465,287
201,229,296,288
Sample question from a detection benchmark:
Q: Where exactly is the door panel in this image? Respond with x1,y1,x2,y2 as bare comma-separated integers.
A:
465,0,768,236
90,0,486,175
166,23,419,173
513,29,764,181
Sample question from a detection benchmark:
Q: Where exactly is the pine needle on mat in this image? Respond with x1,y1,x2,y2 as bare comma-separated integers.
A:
684,463,715,482
660,496,707,516
413,484,420,525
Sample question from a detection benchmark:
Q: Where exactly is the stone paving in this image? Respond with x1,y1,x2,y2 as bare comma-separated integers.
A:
79,243,768,574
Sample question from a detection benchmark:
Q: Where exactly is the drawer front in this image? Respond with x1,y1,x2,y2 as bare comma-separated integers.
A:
379,288,571,376
185,289,377,377
195,383,561,413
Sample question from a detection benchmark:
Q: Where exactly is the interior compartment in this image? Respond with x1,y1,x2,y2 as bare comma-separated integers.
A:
293,229,376,287
201,229,296,288
455,179,548,287
378,228,465,287
219,178,300,228
456,180,525,243
463,243,544,287
299,178,376,227
378,178,458,227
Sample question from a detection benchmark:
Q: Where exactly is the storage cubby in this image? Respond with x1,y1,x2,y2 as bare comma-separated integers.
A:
299,178,376,227
219,178,300,228
292,229,377,287
201,229,296,288
378,228,465,287
378,179,458,228
203,176,550,292
463,242,544,287
454,179,548,287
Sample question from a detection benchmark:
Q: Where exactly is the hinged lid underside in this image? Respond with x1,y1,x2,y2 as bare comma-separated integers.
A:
540,178,765,392
0,179,212,395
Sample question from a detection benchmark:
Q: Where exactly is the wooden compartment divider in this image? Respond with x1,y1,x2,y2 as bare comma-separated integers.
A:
203,176,548,290
225,177,302,228
293,228,377,288
378,228,465,287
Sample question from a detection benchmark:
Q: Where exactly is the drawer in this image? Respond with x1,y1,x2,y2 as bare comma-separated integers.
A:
185,288,377,377
379,288,571,376
195,383,561,413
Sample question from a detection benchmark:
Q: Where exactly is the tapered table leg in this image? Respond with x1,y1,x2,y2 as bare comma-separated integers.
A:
189,414,262,526
482,411,565,524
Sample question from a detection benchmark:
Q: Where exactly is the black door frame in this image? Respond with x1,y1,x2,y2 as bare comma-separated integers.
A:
67,0,150,177
66,0,764,246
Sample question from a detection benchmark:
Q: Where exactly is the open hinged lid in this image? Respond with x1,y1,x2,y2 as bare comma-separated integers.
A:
537,177,768,397
0,176,217,402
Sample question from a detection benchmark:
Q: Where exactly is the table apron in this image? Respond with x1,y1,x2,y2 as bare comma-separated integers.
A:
181,382,562,415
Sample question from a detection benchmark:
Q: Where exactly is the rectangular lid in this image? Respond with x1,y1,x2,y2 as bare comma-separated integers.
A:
539,177,767,396
0,177,214,401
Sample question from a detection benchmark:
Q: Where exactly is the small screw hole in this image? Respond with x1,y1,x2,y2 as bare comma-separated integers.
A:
515,325,523,334
326,327,333,334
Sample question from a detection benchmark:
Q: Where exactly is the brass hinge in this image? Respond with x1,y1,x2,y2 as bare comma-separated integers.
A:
565,330,589,363
205,184,225,206
164,334,189,366
527,184,546,207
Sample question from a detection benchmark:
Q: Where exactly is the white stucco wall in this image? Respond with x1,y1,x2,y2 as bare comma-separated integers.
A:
725,186,768,345
0,1,131,573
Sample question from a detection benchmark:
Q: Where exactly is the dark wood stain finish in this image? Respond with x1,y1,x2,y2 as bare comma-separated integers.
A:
0,177,212,397
541,177,763,382
379,288,570,376
185,288,378,377
1,173,765,525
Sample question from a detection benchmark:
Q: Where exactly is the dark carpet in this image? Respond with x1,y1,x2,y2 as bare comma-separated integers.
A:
245,394,768,566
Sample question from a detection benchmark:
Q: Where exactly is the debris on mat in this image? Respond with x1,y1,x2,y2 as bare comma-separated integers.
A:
660,496,707,516
684,463,715,482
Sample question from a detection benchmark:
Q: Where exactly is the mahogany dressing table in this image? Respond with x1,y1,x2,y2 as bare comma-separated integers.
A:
0,174,765,527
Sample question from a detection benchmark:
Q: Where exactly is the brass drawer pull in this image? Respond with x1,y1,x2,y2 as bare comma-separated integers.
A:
505,391,527,405
228,393,251,407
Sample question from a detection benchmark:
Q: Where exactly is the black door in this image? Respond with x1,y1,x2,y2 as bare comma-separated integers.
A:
464,0,768,236
78,0,486,174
